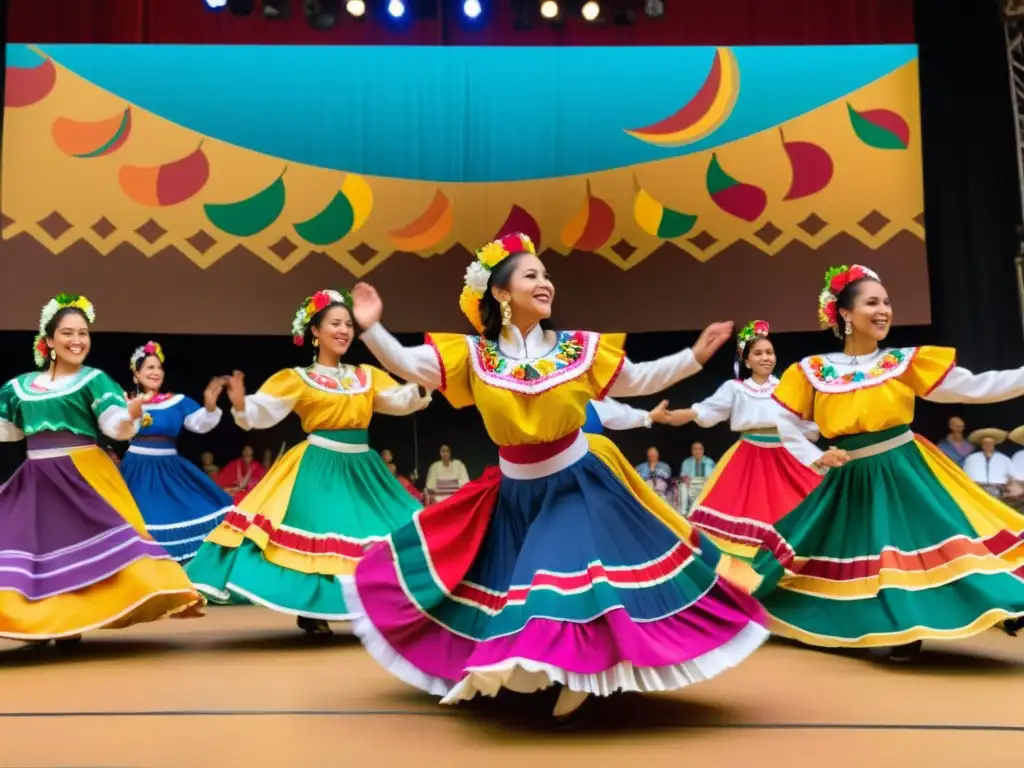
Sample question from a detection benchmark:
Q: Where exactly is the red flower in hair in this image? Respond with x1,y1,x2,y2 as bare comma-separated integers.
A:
311,291,332,312
752,320,770,336
292,335,304,346
828,265,872,296
35,338,48,356
822,299,838,325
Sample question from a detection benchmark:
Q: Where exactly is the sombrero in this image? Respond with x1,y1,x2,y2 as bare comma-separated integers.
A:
968,428,1008,446
1008,425,1024,446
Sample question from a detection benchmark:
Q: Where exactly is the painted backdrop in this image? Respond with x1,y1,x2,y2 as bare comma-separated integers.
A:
1,43,927,335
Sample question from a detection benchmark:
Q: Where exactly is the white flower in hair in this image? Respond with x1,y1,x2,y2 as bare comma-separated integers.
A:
464,261,491,295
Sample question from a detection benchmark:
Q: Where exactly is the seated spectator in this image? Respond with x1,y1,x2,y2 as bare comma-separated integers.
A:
636,446,672,501
963,428,1014,498
936,415,975,467
200,451,220,478
216,444,266,505
425,444,469,504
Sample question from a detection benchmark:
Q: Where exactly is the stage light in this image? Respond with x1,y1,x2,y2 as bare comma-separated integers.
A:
388,0,406,17
539,0,558,18
346,0,366,16
581,0,599,21
264,0,292,18
644,0,664,17
463,0,482,19
205,0,227,8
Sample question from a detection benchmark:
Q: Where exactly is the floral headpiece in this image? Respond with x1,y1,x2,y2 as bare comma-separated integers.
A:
291,289,351,345
130,341,165,372
459,232,537,333
817,265,880,335
33,293,95,367
737,319,770,352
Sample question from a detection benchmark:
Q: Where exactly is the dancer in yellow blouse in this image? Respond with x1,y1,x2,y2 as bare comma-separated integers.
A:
343,232,766,721
756,265,1024,661
186,289,431,635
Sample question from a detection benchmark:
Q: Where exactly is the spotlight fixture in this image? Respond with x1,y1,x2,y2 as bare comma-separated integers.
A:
463,0,482,19
227,0,255,13
581,0,600,21
644,0,664,17
346,0,366,15
205,0,228,8
539,0,559,19
304,0,340,28
388,0,406,16
264,0,292,18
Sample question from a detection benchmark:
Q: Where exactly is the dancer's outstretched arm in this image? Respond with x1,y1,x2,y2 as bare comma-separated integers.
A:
182,378,227,434
607,322,733,398
226,370,299,431
590,397,662,430
924,364,1024,404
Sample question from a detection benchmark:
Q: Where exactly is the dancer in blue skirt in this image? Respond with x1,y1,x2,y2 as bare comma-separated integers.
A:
120,341,233,562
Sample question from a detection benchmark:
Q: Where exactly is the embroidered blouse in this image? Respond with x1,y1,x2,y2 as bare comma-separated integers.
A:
691,376,819,438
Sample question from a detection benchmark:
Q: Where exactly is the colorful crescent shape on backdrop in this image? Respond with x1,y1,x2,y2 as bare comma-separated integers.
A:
5,57,56,108
633,178,698,239
52,107,132,158
624,47,740,148
706,153,767,222
293,173,374,246
494,204,542,251
204,169,287,238
847,102,911,150
388,189,453,252
118,140,210,207
779,128,834,201
560,180,616,252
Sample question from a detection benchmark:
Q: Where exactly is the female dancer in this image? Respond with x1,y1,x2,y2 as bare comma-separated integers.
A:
186,289,432,635
120,341,233,563
754,265,1024,661
660,321,822,561
345,233,766,720
0,294,204,644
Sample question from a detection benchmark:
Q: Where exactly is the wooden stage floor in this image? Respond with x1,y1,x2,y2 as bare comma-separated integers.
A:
2,606,1023,767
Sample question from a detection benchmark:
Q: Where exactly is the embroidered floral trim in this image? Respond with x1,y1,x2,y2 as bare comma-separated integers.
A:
738,376,777,398
476,331,585,381
297,365,369,393
808,349,906,385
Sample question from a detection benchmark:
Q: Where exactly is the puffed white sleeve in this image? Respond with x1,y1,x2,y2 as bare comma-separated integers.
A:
691,381,735,428
608,349,703,397
232,370,301,431
361,323,444,391
776,408,824,467
371,367,433,416
590,398,651,431
97,407,140,441
182,397,223,435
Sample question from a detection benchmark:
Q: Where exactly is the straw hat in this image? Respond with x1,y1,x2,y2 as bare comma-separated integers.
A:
1008,425,1024,446
968,427,1008,446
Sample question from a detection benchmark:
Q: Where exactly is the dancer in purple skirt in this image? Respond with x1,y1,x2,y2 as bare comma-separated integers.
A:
0,293,204,645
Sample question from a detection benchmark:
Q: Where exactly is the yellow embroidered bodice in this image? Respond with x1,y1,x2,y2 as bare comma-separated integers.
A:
257,364,402,433
773,345,955,439
429,331,626,446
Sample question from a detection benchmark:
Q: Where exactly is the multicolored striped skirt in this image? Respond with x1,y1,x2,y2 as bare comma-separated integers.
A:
0,432,203,640
689,432,822,561
753,425,1024,647
186,429,421,620
345,429,767,704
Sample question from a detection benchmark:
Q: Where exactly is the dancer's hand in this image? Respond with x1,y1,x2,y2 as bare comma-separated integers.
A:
226,370,246,412
351,283,384,330
648,400,671,424
814,447,850,470
692,321,735,366
126,391,152,421
203,376,227,412
661,407,696,427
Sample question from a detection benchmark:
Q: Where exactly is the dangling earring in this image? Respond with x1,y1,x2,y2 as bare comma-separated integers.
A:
49,348,56,361
313,338,320,347
844,322,852,336
500,299,512,327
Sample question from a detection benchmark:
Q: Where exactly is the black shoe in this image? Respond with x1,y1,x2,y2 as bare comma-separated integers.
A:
296,616,333,635
887,640,922,662
1001,617,1024,636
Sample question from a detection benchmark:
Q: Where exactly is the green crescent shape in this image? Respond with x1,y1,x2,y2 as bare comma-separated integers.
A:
293,190,355,246
846,103,906,150
706,152,740,196
76,109,131,159
657,207,698,239
204,174,287,238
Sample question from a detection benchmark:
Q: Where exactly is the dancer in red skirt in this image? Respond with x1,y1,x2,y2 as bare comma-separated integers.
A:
662,320,822,561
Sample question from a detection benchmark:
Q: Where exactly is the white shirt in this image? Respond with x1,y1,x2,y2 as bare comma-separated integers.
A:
964,451,1013,486
590,397,651,431
691,376,819,437
1011,449,1024,482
